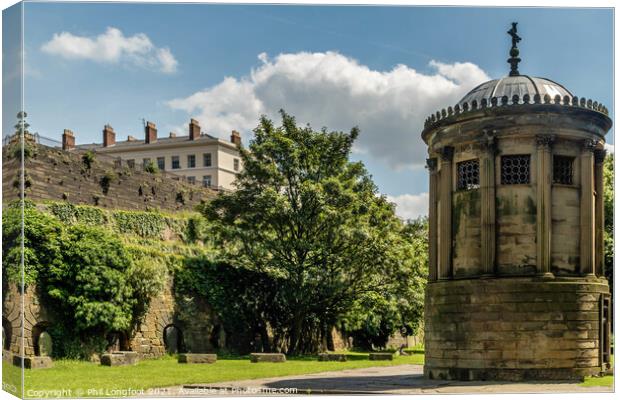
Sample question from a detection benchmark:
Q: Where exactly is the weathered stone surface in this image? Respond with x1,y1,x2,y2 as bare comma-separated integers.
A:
178,353,217,364
100,351,139,366
424,277,609,381
2,144,215,212
318,353,347,362
369,353,393,361
250,353,286,363
38,331,53,356
14,356,53,369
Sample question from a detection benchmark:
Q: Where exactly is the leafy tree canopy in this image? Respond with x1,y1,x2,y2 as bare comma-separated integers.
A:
203,111,426,354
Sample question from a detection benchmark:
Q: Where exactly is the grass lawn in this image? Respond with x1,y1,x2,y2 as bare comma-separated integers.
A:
580,374,614,388
2,352,423,398
580,355,614,388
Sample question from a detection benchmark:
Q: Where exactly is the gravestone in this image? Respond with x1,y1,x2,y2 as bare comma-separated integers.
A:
178,353,217,364
164,326,180,354
318,353,347,362
38,331,53,357
369,353,393,361
250,353,286,363
100,351,139,366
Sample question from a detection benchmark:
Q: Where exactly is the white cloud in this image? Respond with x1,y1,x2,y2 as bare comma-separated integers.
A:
604,143,614,154
41,27,178,74
387,193,429,220
167,51,489,169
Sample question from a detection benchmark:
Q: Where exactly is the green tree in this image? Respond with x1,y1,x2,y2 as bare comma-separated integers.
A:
341,218,428,349
603,154,613,293
204,111,423,354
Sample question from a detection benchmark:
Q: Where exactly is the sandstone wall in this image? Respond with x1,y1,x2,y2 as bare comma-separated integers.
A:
551,139,582,275
3,144,215,211
424,277,610,381
452,190,481,276
2,284,54,357
2,281,215,360
495,137,538,275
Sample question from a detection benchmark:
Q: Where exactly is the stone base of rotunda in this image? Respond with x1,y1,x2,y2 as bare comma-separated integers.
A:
424,276,610,381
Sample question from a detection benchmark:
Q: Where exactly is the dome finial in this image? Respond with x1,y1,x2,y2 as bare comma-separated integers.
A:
507,22,522,76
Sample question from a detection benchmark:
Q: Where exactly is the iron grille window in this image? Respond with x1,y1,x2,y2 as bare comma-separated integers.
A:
187,176,196,185
157,157,165,171
457,159,480,190
234,158,240,171
553,156,574,185
501,155,530,184
203,175,212,188
127,159,135,169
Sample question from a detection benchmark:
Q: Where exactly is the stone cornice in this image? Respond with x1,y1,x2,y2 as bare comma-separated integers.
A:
421,95,612,142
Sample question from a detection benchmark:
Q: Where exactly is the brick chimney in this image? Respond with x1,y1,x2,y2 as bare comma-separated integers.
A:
103,124,115,147
189,118,200,140
145,121,157,144
231,130,241,146
62,129,75,150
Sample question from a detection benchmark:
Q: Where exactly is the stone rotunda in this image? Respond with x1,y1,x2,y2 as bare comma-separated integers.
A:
422,23,612,381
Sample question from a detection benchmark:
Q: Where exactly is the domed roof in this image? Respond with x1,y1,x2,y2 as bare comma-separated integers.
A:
459,75,573,106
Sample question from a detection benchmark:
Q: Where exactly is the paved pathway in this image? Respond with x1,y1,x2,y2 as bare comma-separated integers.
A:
146,365,612,396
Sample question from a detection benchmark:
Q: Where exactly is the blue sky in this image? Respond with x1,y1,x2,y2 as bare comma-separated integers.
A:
2,3,613,218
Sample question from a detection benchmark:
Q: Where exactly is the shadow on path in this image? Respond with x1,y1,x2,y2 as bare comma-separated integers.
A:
262,372,587,394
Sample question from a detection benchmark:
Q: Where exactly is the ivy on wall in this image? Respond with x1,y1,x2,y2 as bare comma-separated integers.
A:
2,200,208,359
45,201,191,241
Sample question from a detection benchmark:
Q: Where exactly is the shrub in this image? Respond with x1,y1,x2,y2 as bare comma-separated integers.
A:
46,225,135,333
144,160,159,174
113,210,166,238
100,171,116,194
82,150,95,169
2,201,63,286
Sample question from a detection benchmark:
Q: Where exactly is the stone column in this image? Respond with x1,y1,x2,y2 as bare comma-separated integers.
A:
439,146,454,279
594,149,606,277
580,139,597,276
536,135,554,277
427,157,439,281
479,134,496,276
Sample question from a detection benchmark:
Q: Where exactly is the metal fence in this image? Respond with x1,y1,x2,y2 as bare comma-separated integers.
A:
3,132,62,148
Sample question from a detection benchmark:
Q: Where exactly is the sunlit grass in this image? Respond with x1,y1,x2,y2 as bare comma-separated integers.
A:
3,352,423,398
580,354,614,388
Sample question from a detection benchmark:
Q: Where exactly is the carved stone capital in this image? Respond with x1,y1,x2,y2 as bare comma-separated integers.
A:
594,149,607,164
426,157,438,172
536,134,555,149
479,130,497,154
582,139,598,152
440,146,454,162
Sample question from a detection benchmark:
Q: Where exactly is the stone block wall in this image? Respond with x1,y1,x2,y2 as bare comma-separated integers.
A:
552,186,581,274
2,284,54,357
452,190,481,276
2,280,215,360
129,280,216,358
495,137,538,275
424,277,610,381
495,188,537,274
2,144,215,212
